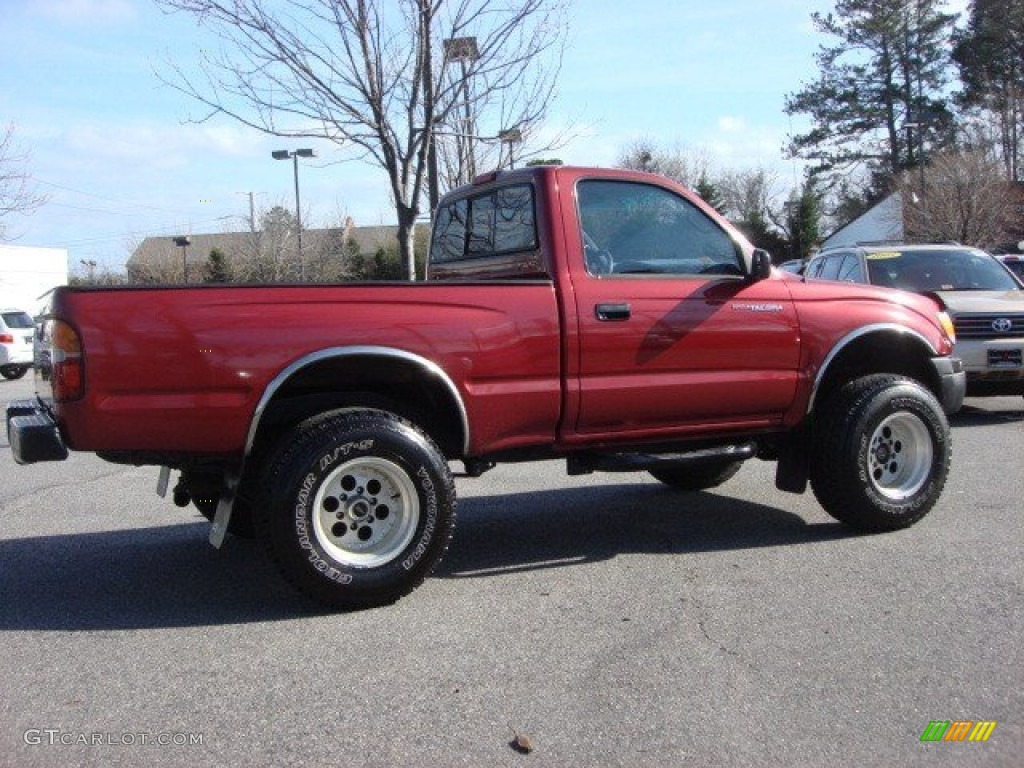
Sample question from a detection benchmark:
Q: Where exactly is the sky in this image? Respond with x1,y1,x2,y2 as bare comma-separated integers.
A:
1,0,967,272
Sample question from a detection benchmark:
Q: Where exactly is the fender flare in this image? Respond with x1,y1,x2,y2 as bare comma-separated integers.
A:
806,323,940,415
244,345,470,457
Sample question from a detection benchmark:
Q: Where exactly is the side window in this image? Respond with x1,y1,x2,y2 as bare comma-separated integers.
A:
577,180,741,276
818,254,845,280
837,254,865,282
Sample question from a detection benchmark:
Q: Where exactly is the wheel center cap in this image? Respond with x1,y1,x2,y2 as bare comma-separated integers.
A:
348,499,371,520
875,444,891,463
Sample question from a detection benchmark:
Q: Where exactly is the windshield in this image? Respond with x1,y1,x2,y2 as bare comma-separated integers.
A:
865,248,1021,292
1,311,33,329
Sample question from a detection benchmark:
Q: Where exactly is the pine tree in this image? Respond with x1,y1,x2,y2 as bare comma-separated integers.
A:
952,0,1024,180
204,247,232,283
786,177,824,261
784,0,958,194
694,173,724,213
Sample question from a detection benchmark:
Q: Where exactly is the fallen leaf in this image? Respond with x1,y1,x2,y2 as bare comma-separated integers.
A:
509,727,533,754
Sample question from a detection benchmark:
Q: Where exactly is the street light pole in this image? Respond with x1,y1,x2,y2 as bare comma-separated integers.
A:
903,119,927,232
173,236,191,283
443,37,480,186
272,148,315,281
498,126,523,169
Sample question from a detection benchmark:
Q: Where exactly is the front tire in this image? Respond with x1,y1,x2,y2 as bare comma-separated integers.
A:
810,375,950,532
258,409,456,609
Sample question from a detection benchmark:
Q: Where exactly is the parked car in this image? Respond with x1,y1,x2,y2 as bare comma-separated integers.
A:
777,259,805,274
805,243,1024,402
0,308,34,380
996,253,1024,283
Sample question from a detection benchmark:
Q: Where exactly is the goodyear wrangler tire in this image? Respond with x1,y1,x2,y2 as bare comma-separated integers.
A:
258,409,456,610
810,374,950,532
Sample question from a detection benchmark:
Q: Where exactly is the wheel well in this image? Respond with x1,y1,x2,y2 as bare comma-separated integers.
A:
248,353,467,464
812,331,941,413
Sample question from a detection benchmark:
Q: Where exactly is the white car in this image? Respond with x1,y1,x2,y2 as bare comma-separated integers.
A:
0,309,35,380
997,253,1024,283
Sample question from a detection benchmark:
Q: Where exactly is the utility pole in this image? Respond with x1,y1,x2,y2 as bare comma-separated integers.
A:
236,191,260,232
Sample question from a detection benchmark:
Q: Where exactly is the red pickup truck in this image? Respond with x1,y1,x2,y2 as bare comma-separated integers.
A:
7,166,965,609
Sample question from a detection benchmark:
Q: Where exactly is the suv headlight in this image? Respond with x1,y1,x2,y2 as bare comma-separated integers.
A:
937,311,956,345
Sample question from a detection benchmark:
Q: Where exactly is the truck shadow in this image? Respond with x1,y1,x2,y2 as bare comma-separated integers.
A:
439,483,850,579
0,486,853,631
0,521,302,631
949,402,1024,427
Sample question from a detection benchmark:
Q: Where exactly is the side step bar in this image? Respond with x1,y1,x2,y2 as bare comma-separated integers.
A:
567,441,757,475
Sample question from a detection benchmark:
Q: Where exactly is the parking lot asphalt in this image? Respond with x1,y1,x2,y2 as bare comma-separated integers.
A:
1,374,1021,767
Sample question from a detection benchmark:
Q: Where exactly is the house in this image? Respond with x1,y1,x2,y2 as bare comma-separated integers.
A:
821,194,905,249
823,183,1024,253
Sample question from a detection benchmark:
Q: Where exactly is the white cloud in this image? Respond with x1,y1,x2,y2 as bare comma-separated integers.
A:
717,116,748,134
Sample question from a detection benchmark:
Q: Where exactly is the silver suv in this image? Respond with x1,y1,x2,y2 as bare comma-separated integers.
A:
0,309,34,380
805,244,1024,402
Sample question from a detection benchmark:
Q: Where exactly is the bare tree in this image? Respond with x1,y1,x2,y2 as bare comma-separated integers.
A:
0,124,47,240
157,0,569,280
898,146,1020,248
616,138,715,188
716,167,784,225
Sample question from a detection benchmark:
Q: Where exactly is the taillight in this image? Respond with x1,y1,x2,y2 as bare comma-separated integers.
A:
0,333,14,343
52,320,84,401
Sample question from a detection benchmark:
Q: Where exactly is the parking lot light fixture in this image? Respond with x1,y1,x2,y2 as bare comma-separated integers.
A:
172,236,191,282
272,148,316,280
498,126,523,169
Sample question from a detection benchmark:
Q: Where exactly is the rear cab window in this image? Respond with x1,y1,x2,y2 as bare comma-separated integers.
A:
429,183,547,280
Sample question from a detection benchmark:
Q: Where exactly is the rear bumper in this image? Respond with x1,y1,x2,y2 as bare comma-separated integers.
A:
932,356,966,414
5,399,69,464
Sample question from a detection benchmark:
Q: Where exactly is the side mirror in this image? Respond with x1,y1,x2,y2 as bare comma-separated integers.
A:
749,249,772,281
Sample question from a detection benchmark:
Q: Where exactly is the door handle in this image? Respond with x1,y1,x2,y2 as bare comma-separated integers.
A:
595,302,631,321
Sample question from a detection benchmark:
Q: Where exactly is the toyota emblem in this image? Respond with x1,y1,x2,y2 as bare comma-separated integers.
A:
991,317,1013,333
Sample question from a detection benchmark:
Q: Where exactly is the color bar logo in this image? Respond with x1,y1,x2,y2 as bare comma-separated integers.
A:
920,720,997,742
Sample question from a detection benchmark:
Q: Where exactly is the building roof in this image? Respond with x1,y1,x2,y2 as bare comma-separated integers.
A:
821,194,904,250
127,222,403,272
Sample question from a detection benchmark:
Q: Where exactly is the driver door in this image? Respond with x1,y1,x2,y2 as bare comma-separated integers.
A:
568,177,800,440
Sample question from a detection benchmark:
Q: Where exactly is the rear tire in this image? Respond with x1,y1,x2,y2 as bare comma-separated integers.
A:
810,375,950,531
650,459,743,491
0,365,29,380
257,409,456,610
